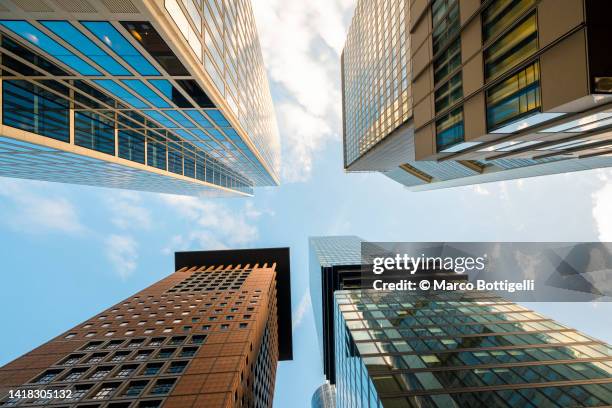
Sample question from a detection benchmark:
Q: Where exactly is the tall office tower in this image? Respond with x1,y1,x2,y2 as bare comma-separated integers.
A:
341,0,612,191
334,290,612,407
310,236,612,407
0,0,280,197
311,382,336,408
310,236,365,383
0,248,292,408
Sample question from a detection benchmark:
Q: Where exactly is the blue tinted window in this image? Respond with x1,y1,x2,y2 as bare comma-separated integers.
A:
191,130,211,140
185,110,213,128
168,149,183,175
147,137,167,170
142,111,176,128
0,20,100,75
174,129,195,140
118,130,145,164
75,112,115,155
2,80,69,142
81,21,159,76
40,21,131,76
121,80,170,108
206,110,229,126
93,80,147,109
149,80,192,108
165,110,194,128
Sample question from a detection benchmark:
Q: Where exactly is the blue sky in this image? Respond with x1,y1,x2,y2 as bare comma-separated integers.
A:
1,1,612,407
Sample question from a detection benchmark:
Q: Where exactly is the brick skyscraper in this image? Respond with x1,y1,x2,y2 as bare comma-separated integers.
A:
0,248,292,408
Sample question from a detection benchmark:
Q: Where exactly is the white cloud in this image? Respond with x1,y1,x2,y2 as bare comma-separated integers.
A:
105,191,152,230
0,178,84,234
292,291,312,330
592,173,612,241
105,234,138,279
160,195,269,252
252,0,354,182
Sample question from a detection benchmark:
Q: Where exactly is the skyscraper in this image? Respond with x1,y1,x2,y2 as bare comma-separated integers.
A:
311,382,336,408
335,289,612,407
0,0,280,197
0,248,292,407
310,236,612,407
341,0,612,191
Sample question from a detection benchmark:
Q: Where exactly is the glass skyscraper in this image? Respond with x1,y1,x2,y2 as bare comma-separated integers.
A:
0,0,280,197
335,289,612,407
310,236,612,407
341,0,612,191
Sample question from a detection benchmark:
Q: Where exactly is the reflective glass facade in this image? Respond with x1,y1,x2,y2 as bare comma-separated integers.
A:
335,290,612,407
0,0,280,196
342,0,411,166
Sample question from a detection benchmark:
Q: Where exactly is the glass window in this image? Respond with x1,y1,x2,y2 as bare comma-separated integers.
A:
0,20,100,75
75,111,116,155
147,134,167,170
436,107,464,151
142,363,163,376
166,361,188,374
123,380,148,397
82,21,160,76
2,80,69,142
40,21,131,76
149,378,176,395
482,0,536,42
484,13,538,81
486,62,540,130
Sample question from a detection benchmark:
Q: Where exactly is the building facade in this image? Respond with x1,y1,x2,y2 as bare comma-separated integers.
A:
0,248,292,408
341,0,612,191
0,0,280,197
311,382,336,408
335,289,612,407
310,236,612,407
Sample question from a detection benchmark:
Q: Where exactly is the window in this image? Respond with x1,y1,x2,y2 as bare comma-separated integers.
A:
436,107,465,151
169,336,186,345
239,323,248,329
89,367,112,380
128,339,145,348
115,365,137,378
482,0,536,42
147,338,164,347
166,361,188,374
486,62,541,131
92,383,119,399
220,324,229,330
63,368,87,382
191,335,206,344
134,350,153,361
157,349,175,359
484,13,538,81
432,0,460,54
142,363,163,376
2,80,70,142
180,347,198,358
72,384,92,399
149,378,176,395
123,380,149,397
61,355,83,366
106,340,123,349
33,370,61,384
118,130,145,164
75,111,115,155
110,352,130,362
